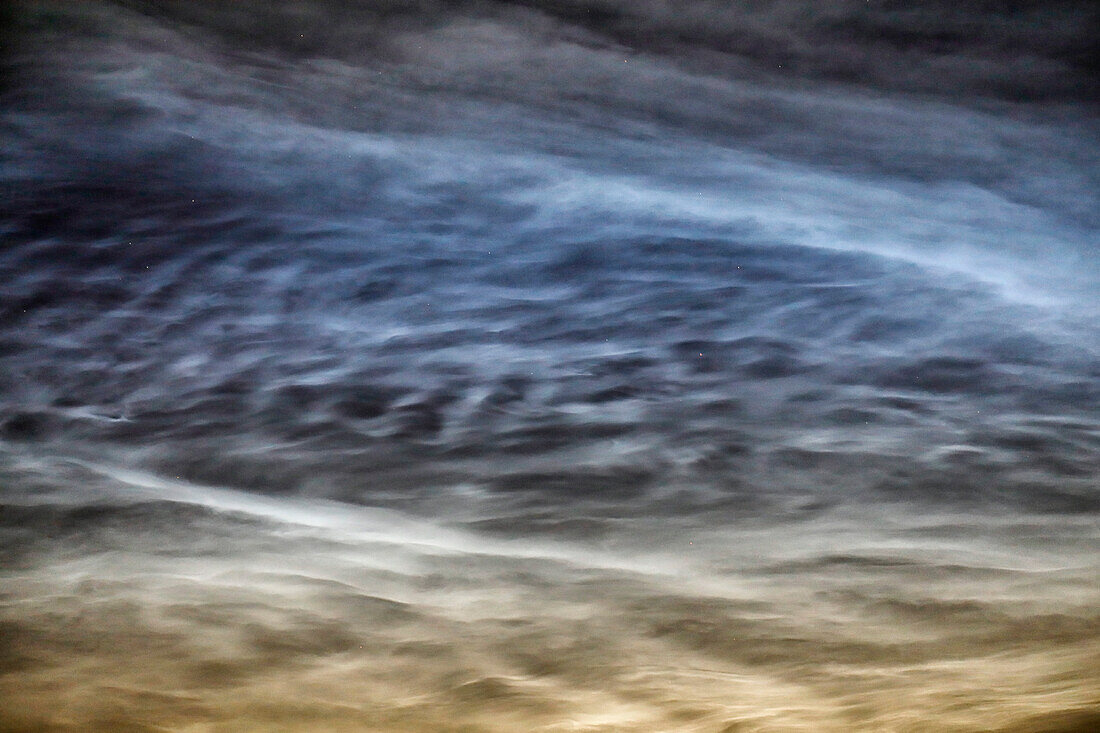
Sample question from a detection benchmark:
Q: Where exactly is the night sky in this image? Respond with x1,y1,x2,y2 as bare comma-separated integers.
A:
1,2,1098,731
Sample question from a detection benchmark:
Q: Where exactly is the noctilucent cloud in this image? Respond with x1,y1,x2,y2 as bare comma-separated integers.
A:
1,2,1098,731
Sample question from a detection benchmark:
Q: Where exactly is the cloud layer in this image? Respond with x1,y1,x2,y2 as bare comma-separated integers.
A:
1,1,1098,730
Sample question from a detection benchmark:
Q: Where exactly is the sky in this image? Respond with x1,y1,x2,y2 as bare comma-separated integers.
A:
1,2,1098,731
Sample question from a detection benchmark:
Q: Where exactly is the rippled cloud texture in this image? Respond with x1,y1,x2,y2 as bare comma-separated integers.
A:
1,1,1098,731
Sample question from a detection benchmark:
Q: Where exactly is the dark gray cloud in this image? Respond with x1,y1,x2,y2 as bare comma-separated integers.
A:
74,1,1098,100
